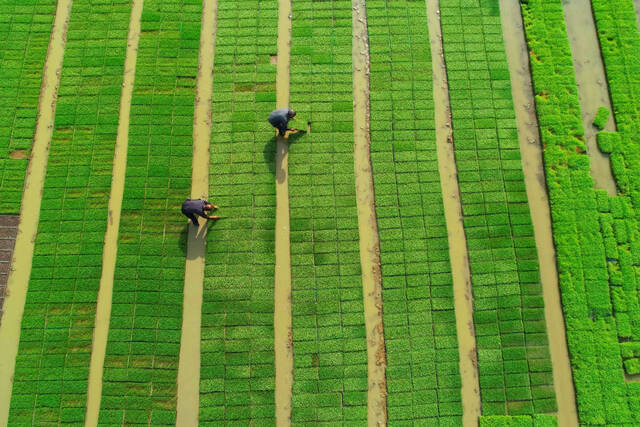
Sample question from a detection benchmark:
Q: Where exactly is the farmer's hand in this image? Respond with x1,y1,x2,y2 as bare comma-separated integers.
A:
209,216,220,220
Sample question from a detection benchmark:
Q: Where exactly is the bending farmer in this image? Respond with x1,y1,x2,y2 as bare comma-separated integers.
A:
268,107,296,137
181,198,219,226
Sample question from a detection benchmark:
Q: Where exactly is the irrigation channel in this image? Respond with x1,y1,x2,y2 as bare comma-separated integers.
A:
352,0,387,423
499,0,578,425
635,0,640,30
274,0,293,423
84,1,144,425
0,0,72,424
426,0,481,425
562,0,617,196
175,0,217,425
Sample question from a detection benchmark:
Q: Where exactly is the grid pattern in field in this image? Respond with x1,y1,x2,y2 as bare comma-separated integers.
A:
366,0,463,424
98,1,201,424
0,0,57,214
7,1,130,424
199,0,278,424
288,0,368,423
440,0,555,416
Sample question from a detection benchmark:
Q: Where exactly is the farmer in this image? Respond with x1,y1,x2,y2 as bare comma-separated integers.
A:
181,198,219,226
268,107,297,137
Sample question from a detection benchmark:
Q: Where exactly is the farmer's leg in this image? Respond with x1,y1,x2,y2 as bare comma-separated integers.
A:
187,213,199,226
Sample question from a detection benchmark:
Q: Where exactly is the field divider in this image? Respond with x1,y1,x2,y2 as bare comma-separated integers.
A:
635,0,640,30
562,0,617,195
274,0,293,424
83,1,144,425
176,0,218,425
0,0,72,424
426,0,481,425
352,0,387,424
499,1,579,424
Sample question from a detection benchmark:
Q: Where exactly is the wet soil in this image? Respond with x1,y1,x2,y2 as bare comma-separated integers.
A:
0,215,19,327
274,0,294,424
426,1,481,425
562,0,617,196
500,1,579,425
352,0,387,424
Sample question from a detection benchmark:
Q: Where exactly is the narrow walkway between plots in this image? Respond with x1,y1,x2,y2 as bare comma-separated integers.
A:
352,0,387,424
0,1,72,424
499,1,579,425
274,0,293,424
635,0,640,30
562,0,617,195
84,1,143,425
176,0,217,425
426,1,481,425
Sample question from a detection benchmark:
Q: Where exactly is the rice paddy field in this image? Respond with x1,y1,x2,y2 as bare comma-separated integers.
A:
0,0,639,425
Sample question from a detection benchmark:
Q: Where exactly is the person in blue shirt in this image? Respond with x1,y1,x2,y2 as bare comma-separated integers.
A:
268,107,297,137
181,198,219,226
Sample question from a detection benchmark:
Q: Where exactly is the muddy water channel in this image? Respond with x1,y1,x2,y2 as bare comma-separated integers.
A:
562,0,617,196
635,0,640,30
500,1,579,425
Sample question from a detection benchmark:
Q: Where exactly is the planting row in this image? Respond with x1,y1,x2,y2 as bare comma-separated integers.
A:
288,0,369,423
8,1,130,424
367,0,463,424
98,1,202,425
520,0,640,424
0,0,57,214
199,0,278,424
440,0,556,417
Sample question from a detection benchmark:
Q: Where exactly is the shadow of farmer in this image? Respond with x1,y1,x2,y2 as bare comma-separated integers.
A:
264,132,306,184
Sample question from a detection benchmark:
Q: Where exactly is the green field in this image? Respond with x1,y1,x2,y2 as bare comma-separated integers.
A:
1,0,640,425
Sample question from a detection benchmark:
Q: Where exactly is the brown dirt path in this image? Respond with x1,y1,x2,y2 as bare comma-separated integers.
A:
175,0,218,425
0,215,19,326
352,0,387,424
0,0,73,424
562,0,617,196
499,1,579,425
274,0,293,424
426,0,481,425
83,1,144,425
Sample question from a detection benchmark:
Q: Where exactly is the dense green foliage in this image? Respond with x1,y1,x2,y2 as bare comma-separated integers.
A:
0,0,56,213
199,0,278,423
592,106,610,130
367,0,463,423
479,414,557,427
288,0,369,423
441,0,555,416
8,1,130,424
98,1,202,424
521,0,640,423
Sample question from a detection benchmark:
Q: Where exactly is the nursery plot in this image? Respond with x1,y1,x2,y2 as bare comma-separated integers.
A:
98,1,202,424
0,0,57,214
592,0,640,394
6,1,131,425
561,0,617,196
520,0,639,424
0,215,18,323
288,0,369,423
440,0,556,417
366,0,464,424
198,0,278,424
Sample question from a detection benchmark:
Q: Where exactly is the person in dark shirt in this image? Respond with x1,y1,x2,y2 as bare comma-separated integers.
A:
268,107,297,137
181,198,219,226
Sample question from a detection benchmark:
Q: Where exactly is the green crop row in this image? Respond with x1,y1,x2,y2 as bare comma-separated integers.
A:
441,0,556,417
8,1,130,425
288,0,368,423
521,0,640,424
367,0,463,424
0,0,57,214
98,1,202,425
199,0,277,424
